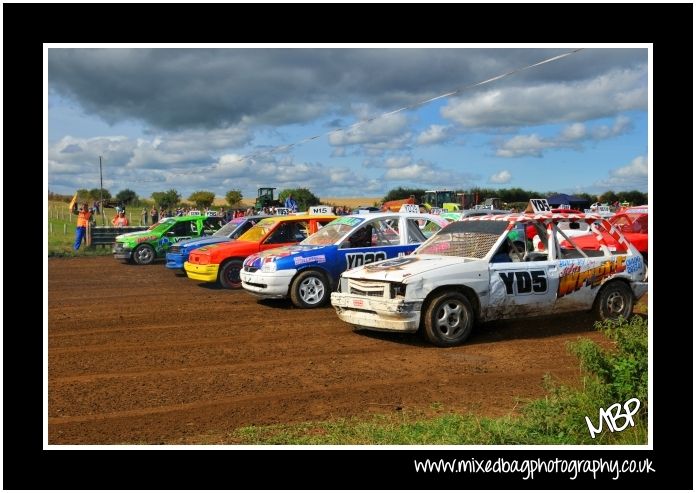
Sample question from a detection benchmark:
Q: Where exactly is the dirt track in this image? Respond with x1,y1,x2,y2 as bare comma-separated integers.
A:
49,256,611,444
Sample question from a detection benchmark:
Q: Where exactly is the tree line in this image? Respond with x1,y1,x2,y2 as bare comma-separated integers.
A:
49,187,323,211
382,187,648,206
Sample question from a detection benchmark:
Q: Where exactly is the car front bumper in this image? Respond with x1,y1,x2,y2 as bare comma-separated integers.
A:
240,269,297,298
330,292,422,332
112,243,133,260
184,261,220,282
166,252,187,270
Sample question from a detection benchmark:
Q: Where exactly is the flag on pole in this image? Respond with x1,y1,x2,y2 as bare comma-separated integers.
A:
68,192,78,211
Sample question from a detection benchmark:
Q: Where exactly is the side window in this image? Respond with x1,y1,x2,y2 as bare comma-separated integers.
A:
294,221,309,241
265,223,299,244
168,221,190,236
406,219,427,243
346,224,373,248
374,219,399,246
203,217,220,234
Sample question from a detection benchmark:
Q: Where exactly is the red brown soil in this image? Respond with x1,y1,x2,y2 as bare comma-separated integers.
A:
48,256,618,444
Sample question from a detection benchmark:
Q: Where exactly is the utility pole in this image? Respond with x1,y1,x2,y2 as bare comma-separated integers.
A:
99,155,105,225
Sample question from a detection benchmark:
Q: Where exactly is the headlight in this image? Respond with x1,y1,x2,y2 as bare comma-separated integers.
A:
390,283,407,298
261,261,277,273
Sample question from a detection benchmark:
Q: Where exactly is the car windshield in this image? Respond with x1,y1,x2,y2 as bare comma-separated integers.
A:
214,218,246,237
416,220,508,258
301,217,364,246
237,218,280,242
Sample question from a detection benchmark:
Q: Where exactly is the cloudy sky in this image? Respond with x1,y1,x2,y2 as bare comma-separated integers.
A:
47,46,649,202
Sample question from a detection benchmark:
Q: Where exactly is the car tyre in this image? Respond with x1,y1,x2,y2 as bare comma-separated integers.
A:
219,259,244,289
290,270,330,308
424,292,474,347
594,281,634,320
133,244,155,265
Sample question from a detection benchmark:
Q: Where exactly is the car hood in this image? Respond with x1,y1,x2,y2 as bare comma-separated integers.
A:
115,231,159,242
341,254,472,282
254,244,328,261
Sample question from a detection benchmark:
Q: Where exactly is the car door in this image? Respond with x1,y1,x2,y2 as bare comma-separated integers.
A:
337,217,411,272
259,220,307,252
486,222,559,319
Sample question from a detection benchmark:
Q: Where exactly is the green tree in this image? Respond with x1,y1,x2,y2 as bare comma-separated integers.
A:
88,188,111,201
617,190,648,206
76,188,90,200
115,188,138,205
278,188,320,212
599,191,619,204
151,189,181,210
383,187,426,203
188,190,216,209
225,189,243,207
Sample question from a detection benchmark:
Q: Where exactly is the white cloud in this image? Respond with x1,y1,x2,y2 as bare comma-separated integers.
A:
328,113,411,154
496,116,633,158
442,66,647,128
496,134,552,158
489,170,512,184
593,155,649,190
416,125,452,145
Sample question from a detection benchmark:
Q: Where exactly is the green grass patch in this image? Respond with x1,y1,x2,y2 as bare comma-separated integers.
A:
219,316,648,445
47,201,144,257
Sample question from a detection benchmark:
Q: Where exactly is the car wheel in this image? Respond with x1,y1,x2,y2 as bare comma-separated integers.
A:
219,259,243,289
133,244,155,265
424,292,474,347
594,281,634,320
290,270,330,308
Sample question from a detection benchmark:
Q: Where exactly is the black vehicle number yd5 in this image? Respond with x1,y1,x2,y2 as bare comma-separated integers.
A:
499,270,547,295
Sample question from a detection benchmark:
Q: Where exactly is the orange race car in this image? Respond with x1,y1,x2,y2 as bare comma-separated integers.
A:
184,213,336,288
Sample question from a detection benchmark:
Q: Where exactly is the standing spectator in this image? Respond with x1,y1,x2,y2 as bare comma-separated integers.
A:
150,206,158,224
284,194,298,212
112,210,129,227
72,202,92,250
141,207,148,225
93,200,100,214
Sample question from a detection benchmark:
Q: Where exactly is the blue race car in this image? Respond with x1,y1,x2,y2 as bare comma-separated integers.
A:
240,212,448,307
165,215,264,270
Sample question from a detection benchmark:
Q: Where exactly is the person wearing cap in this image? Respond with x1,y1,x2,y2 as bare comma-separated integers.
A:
112,210,129,227
72,202,93,250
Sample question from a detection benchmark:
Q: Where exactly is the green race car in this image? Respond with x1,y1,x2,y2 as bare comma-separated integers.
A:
113,215,224,265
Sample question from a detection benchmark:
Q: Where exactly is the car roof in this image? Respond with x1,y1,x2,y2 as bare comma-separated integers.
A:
340,212,445,221
461,212,605,224
257,214,337,224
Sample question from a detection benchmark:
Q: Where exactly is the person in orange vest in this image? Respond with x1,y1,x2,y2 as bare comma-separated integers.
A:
112,210,129,227
72,202,93,250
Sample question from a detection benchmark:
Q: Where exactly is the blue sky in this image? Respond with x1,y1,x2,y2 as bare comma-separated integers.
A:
47,46,649,201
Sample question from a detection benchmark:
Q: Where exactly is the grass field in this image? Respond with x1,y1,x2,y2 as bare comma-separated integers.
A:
47,201,148,256
47,198,382,256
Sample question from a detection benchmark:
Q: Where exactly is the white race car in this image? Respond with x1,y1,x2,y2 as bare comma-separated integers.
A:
331,212,647,347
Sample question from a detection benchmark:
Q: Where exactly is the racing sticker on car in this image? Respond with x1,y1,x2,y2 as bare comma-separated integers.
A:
334,216,364,226
557,256,626,298
294,254,327,266
346,251,387,269
498,270,548,295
